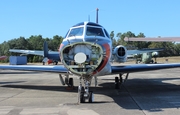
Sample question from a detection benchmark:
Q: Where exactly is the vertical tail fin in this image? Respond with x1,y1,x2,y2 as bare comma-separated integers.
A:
43,41,48,58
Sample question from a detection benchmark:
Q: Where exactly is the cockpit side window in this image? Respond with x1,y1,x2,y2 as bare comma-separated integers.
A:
104,29,110,38
86,27,105,37
68,27,84,37
64,29,70,38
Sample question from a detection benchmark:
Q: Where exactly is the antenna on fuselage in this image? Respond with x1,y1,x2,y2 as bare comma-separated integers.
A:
96,8,99,23
88,15,90,22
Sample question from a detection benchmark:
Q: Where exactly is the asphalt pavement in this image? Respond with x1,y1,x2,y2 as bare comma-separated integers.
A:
0,66,180,115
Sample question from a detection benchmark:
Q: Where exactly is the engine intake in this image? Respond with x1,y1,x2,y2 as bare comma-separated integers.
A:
113,45,127,63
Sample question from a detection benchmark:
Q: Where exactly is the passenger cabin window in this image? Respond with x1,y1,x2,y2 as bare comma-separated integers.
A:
86,27,105,37
68,27,84,37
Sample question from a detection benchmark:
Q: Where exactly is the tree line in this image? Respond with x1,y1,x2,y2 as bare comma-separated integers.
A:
0,35,63,63
110,31,180,57
0,31,179,63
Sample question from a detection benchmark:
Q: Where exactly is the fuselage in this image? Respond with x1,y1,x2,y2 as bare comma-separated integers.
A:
59,22,112,77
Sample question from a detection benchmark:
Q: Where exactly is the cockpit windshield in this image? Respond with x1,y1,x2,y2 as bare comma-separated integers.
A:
68,27,84,37
86,27,105,37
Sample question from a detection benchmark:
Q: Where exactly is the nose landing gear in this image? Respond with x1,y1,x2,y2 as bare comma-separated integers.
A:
78,78,94,104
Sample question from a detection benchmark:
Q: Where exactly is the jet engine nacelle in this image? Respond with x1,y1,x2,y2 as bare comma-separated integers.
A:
112,45,127,63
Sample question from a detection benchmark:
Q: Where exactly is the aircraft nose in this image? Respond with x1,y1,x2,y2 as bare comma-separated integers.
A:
60,42,104,76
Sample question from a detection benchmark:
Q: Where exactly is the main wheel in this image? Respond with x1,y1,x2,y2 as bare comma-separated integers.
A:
115,77,119,89
80,92,85,103
54,61,58,65
69,78,74,87
89,91,94,103
119,76,123,85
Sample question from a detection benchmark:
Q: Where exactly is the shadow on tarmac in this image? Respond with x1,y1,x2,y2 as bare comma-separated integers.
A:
0,81,25,84
1,77,180,112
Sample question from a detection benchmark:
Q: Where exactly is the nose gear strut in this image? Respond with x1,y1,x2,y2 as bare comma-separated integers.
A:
78,77,94,104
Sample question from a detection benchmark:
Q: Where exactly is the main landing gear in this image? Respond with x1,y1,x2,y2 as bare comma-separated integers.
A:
59,73,129,104
59,74,74,88
115,73,129,89
78,78,94,104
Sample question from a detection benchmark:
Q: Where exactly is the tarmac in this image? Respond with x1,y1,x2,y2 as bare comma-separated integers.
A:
0,64,180,115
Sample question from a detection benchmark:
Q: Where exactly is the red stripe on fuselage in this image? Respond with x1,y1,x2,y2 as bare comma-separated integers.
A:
59,44,64,60
93,43,110,75
59,44,64,51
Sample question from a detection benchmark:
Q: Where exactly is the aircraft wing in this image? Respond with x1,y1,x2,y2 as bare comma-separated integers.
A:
0,63,180,75
127,48,164,55
9,49,59,56
111,63,180,74
0,65,69,74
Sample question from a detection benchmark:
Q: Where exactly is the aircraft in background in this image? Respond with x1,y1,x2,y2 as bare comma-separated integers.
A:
124,37,180,42
1,22,180,103
119,48,163,64
135,52,157,64
124,37,180,64
0,56,7,60
9,41,60,65
134,49,163,64
111,47,164,63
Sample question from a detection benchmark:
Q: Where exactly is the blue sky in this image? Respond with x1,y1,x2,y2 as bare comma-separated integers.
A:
1,0,180,43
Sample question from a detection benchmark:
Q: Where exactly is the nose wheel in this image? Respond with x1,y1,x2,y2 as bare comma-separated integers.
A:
88,91,94,103
78,79,94,104
79,86,85,103
79,88,94,103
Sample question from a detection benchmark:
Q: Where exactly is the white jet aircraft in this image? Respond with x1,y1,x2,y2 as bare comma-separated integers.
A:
0,22,180,103
9,41,60,65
